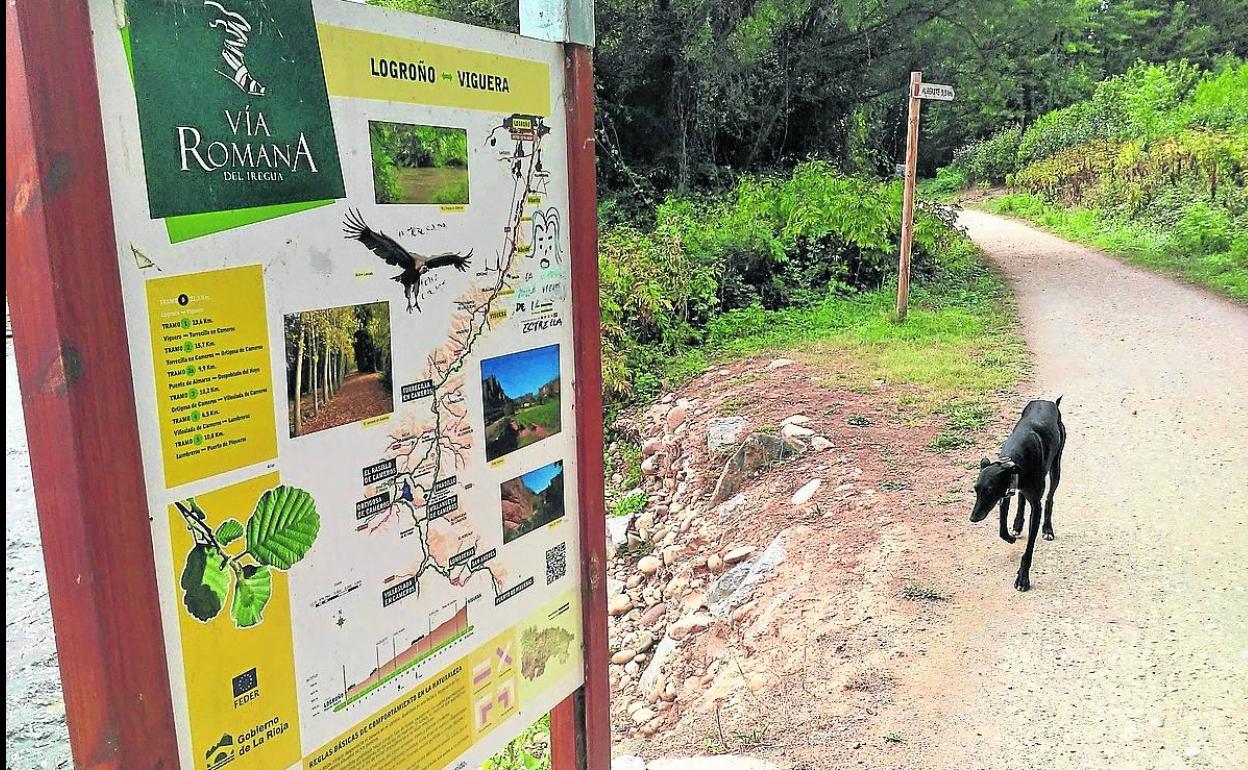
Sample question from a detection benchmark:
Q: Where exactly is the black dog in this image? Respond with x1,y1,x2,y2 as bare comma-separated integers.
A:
970,397,1066,591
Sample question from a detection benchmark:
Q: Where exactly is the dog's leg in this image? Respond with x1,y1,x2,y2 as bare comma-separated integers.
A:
1043,455,1061,541
1015,489,1044,592
1011,496,1026,538
998,497,1016,544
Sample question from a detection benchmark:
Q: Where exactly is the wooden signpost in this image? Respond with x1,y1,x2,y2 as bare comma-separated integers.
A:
7,1,610,769
896,71,956,322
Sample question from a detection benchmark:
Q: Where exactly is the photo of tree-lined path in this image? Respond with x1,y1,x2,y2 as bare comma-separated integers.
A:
369,120,469,205
481,344,562,461
284,302,393,438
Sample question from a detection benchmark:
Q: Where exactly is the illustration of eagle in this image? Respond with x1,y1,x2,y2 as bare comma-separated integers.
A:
342,209,472,312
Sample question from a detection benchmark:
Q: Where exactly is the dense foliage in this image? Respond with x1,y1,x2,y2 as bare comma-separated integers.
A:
949,59,1246,300
375,0,1247,194
598,161,959,399
955,58,1247,183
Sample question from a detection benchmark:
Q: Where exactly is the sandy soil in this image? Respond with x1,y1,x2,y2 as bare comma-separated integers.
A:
873,210,1248,769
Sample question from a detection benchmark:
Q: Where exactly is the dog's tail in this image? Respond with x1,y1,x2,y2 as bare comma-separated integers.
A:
1054,394,1063,408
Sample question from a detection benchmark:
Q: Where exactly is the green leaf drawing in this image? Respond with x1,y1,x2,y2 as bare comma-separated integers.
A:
215,518,245,546
246,486,320,570
231,564,273,628
180,545,230,622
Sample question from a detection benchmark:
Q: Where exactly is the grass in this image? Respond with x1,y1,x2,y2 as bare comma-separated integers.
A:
483,714,550,770
611,489,647,518
616,442,642,490
655,237,1027,424
980,192,1247,303
515,399,562,435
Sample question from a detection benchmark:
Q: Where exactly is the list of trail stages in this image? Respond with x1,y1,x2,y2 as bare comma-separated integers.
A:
87,1,585,769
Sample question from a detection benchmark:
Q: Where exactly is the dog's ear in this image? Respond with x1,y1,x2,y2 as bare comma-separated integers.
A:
980,457,992,469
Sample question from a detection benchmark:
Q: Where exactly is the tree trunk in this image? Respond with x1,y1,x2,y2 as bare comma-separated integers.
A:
311,336,320,414
293,325,305,436
323,342,331,403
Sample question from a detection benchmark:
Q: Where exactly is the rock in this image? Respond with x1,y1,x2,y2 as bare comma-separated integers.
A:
626,574,644,589
811,436,834,451
631,707,656,725
666,406,689,432
650,758,779,770
792,479,822,505
638,556,663,576
640,636,679,693
780,415,810,426
706,531,788,618
609,594,633,616
767,358,794,370
706,416,748,452
781,423,815,439
641,455,658,475
666,760,775,770
639,603,667,627
669,614,713,641
661,545,682,566
711,433,805,503
724,546,755,564
716,493,748,522
612,649,637,665
707,554,724,573
730,601,757,623
633,631,657,653
642,437,664,457
624,660,640,675
612,757,647,770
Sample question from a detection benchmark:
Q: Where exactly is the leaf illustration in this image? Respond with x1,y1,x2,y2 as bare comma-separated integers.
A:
231,564,273,628
215,518,245,546
180,545,230,622
246,486,320,570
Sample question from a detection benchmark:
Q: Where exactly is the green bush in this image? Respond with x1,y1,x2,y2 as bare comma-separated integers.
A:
1172,202,1238,257
598,161,962,401
923,165,969,197
953,125,1021,183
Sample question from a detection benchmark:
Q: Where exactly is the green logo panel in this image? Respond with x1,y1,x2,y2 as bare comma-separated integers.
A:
129,0,345,219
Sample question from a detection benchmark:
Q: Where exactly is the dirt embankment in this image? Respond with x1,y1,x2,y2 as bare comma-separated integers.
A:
604,356,1014,767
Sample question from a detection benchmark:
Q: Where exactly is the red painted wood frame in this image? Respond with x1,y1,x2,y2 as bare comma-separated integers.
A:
8,2,610,769
550,43,612,770
7,1,182,768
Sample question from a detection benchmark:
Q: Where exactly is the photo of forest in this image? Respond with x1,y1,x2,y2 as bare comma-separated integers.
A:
284,301,393,437
369,120,469,205
481,344,562,461
500,461,565,544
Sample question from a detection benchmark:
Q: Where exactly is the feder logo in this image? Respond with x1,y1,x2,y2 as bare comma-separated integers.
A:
130,0,345,219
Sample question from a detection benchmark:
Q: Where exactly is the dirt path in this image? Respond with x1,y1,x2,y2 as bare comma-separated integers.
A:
293,371,393,436
877,211,1248,768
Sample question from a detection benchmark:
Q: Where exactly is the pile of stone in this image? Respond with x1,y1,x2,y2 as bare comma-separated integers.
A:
604,375,833,736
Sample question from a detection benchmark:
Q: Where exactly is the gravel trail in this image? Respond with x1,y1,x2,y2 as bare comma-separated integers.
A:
880,210,1248,769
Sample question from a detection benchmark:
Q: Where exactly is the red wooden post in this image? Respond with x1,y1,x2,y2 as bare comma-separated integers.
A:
6,1,180,768
551,41,612,770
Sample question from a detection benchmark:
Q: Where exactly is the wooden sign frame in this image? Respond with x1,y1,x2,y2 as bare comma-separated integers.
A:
6,1,609,768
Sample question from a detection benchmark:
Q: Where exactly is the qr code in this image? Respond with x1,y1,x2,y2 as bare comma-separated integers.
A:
545,542,567,585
